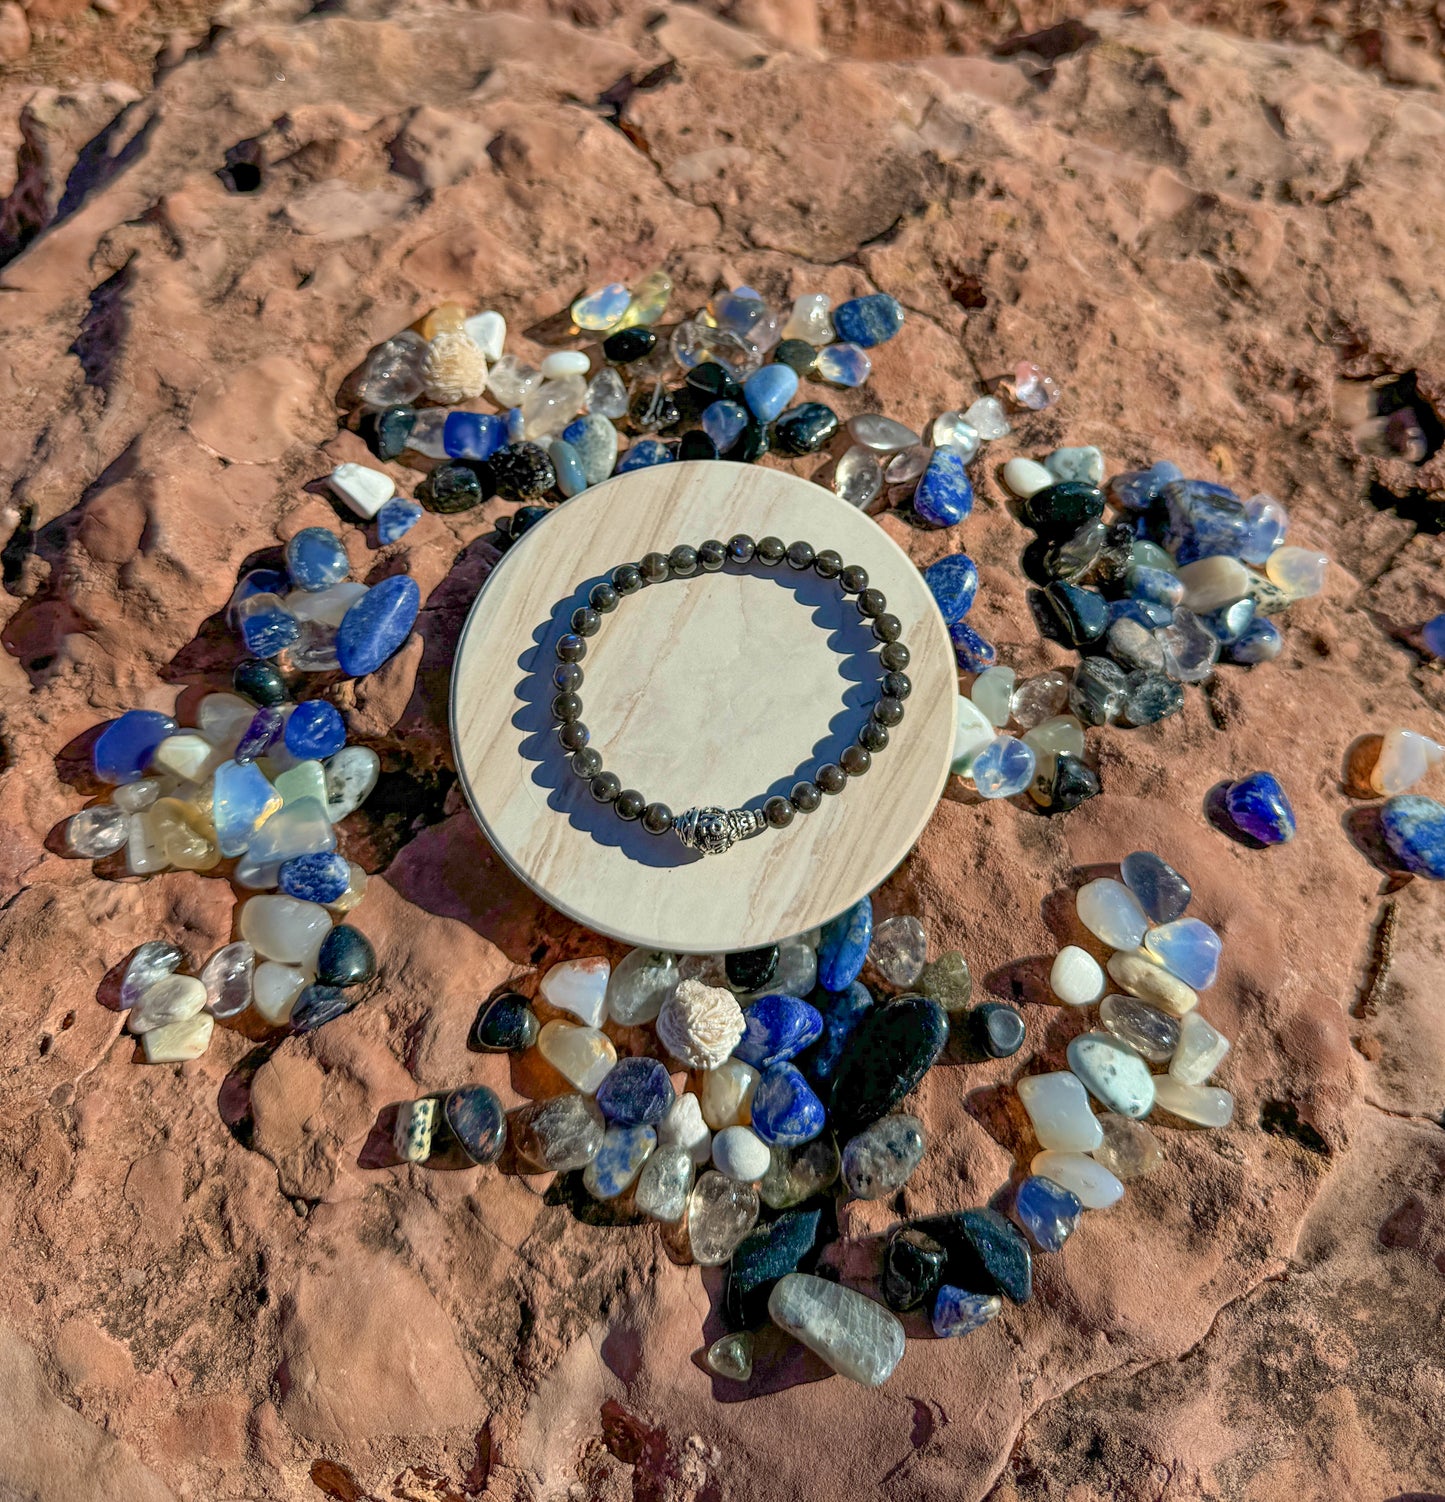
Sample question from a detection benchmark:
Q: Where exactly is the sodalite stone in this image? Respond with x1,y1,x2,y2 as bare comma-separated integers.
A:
284,700,345,760
1163,479,1248,564
278,850,351,904
1128,565,1185,607
924,553,979,623
749,1064,826,1147
726,1207,823,1326
336,574,420,678
1110,459,1182,511
799,981,873,1099
376,497,422,543
443,410,505,460
1144,918,1221,989
213,759,282,856
701,399,748,452
1121,850,1192,922
595,1056,674,1127
1225,771,1296,844
972,736,1035,799
831,293,904,348
949,619,997,672
913,449,974,528
285,528,349,592
1380,794,1445,878
931,1286,1002,1339
735,995,824,1068
617,438,673,473
768,1273,905,1387
583,1124,656,1199
445,1084,507,1165
1229,618,1283,663
1014,1175,1083,1252
813,343,871,387
742,363,798,422
94,710,178,784
817,897,872,991
829,994,947,1132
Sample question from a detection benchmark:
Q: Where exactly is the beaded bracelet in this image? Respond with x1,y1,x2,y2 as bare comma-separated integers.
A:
549,533,913,855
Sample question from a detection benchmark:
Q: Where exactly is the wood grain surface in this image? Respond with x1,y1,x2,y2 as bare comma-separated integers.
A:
449,461,955,952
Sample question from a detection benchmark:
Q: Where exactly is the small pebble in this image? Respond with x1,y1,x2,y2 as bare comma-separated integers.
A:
1050,946,1104,1007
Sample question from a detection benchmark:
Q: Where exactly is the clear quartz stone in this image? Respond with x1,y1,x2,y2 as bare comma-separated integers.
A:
606,948,679,1026
67,805,129,858
1099,993,1180,1063
1010,671,1072,729
201,941,255,1019
961,396,1010,440
767,1274,905,1387
885,444,930,485
355,330,427,407
781,293,834,346
1014,360,1062,411
1169,1010,1231,1084
486,353,542,407
834,445,884,510
970,666,1016,728
1157,608,1220,683
510,1093,605,1171
870,916,927,988
585,367,629,419
120,941,183,1009
114,778,163,814
932,411,981,460
670,319,760,379
687,1170,759,1265
847,414,920,452
635,1143,695,1222
1091,1111,1163,1178
760,1135,841,1208
764,942,817,999
521,374,587,439
706,1331,754,1381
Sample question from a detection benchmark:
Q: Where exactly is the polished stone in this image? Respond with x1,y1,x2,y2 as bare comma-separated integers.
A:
290,984,358,1034
774,402,839,455
472,991,538,1051
444,1084,507,1166
712,1124,773,1181
749,1065,826,1147
706,1332,754,1382
832,293,904,347
834,445,884,508
1051,945,1105,1007
120,941,183,1009
393,1097,436,1163
1014,1174,1083,1251
201,941,254,1019
283,700,345,760
1107,948,1197,1016
583,1124,656,1199
1369,728,1444,796
972,736,1036,799
1380,794,1445,878
1003,457,1055,498
915,951,971,1013
813,343,872,387
127,973,207,1035
951,693,997,777
336,574,420,678
1017,1071,1103,1152
798,981,873,1097
924,553,979,623
1068,656,1127,726
1169,1010,1231,1083
1031,1150,1124,1209
870,916,927,989
701,398,749,453
1091,1111,1163,1178
285,528,349,591
735,995,824,1069
595,1056,675,1127
760,1134,841,1209
278,851,350,904
510,1093,605,1172
141,1012,214,1063
841,1113,925,1198
536,1019,617,1093
698,1059,759,1130
1152,1075,1235,1126
726,1207,823,1327
882,1227,946,1311
616,437,673,472
688,1171,760,1265
726,946,779,994
816,897,872,992
1044,445,1104,485
213,760,283,857
949,619,997,673
914,448,974,529
539,955,611,1027
1076,878,1149,951
605,948,678,1026
742,363,798,422
94,710,177,784
635,1143,694,1222
907,1208,1033,1303
1021,481,1105,539
656,1090,713,1165
1099,993,1179,1063
829,993,947,1131
562,413,620,486
931,1287,1002,1339
1144,918,1221,989
1067,1032,1156,1118
571,282,631,331
1225,771,1297,845
768,1274,905,1387
1120,851,1192,923
66,805,128,858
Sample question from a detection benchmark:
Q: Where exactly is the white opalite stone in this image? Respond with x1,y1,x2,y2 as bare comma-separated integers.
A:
768,1274,905,1388
1076,878,1149,951
712,1125,771,1182
253,962,308,1025
1017,1071,1103,1152
1066,1031,1156,1118
1050,946,1105,1006
539,956,610,1026
1031,1150,1124,1209
1002,457,1054,498
657,978,746,1068
951,693,996,776
328,462,394,519
698,1060,759,1129
1177,556,1250,613
464,310,506,361
606,948,678,1026
1152,1075,1235,1127
141,1012,214,1063
239,895,332,967
971,666,1016,728
540,350,590,379
127,974,208,1035
1370,728,1444,796
1169,1011,1231,1084
656,1090,712,1166
537,1019,616,1093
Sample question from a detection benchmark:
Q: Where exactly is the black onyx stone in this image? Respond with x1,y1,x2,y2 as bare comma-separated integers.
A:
444,1084,507,1166
1031,582,1109,646
726,945,779,993
1020,537,1057,588
1046,753,1102,813
490,442,556,501
685,361,743,405
316,925,377,987
626,382,681,434
233,658,288,707
906,1207,1033,1304
1122,670,1185,727
421,462,483,514
969,1002,1026,1059
772,339,818,375
679,431,719,462
727,420,771,463
773,402,840,455
1021,481,1106,539
883,1227,947,1312
361,405,416,461
602,327,657,363
471,991,537,1052
829,994,948,1132
724,1207,824,1328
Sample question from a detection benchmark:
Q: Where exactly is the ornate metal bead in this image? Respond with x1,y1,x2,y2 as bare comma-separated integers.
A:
672,806,767,856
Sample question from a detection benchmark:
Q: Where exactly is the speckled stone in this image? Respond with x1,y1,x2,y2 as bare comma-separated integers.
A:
841,1113,925,1198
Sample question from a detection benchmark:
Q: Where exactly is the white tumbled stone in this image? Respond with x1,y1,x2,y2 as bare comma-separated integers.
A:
537,1019,616,1093
971,666,1016,728
1050,945,1105,1007
327,461,394,519
1076,878,1149,951
252,962,308,1026
1066,1032,1156,1119
239,895,332,967
768,1273,905,1388
952,693,997,776
1002,457,1054,498
1031,1150,1125,1209
656,1090,712,1166
1017,1071,1103,1152
127,974,208,1035
1152,1075,1235,1127
539,956,611,1027
1168,1011,1231,1084
712,1125,772,1182
141,1011,214,1063
1177,556,1250,613
1370,727,1444,796
463,310,506,360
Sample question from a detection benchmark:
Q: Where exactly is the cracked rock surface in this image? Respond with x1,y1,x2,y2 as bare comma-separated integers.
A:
1,3,1444,1499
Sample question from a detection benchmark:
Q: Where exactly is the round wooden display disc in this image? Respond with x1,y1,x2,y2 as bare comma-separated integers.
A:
450,461,955,953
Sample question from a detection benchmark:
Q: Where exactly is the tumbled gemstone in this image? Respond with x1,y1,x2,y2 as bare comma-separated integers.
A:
1379,794,1445,878
1023,714,1087,765
923,554,978,624
841,1113,925,1198
562,413,620,485
688,1170,760,1264
961,395,1010,438
931,1286,1003,1338
327,459,395,518
1121,670,1185,726
445,1085,507,1166
741,363,798,423
1076,878,1148,950
706,1332,754,1382
1152,1076,1235,1126
252,962,307,1026
354,329,427,407
698,1060,758,1130
1120,850,1191,922
701,399,748,453
760,1134,840,1209
951,693,996,777
915,951,971,1013
1163,478,1247,563
540,955,610,1027
1422,613,1445,657
1066,1032,1156,1118
635,1143,694,1222
774,402,840,455
829,993,947,1132
127,973,207,1035
420,462,481,514
279,851,350,904
1017,1071,1103,1152
950,619,997,673
237,595,299,658
605,948,678,1026
336,575,420,678
93,710,177,784
1009,671,1070,731
120,941,183,1009
1040,754,1101,813
781,292,833,345
816,897,872,992
1107,949,1197,1016
907,1207,1032,1303
967,1002,1025,1059
726,1207,823,1327
571,282,631,331
1265,544,1328,598
767,942,817,999
617,438,673,472
547,439,587,498
1050,945,1104,1007
200,941,254,1019
883,1227,946,1311
971,666,1015,728
932,410,981,460
537,1019,616,1092
870,916,927,988
1224,771,1296,845
735,995,824,1069
393,1098,437,1163
1091,1111,1162,1179
1044,444,1103,485
1144,918,1221,989
1099,993,1179,1063
768,1274,904,1387
583,1124,656,1199
749,1065,826,1147
240,894,332,967
1031,1150,1123,1209
913,448,974,528
725,946,778,994
1107,618,1165,674
212,760,282,857
67,805,129,858
832,293,903,347
847,413,918,452
584,367,628,420
1014,1175,1083,1252
813,343,871,386
510,1093,605,1172
1370,728,1444,796
1033,582,1108,646
245,799,334,868
798,982,873,1098
595,1057,674,1127
833,445,884,509
972,736,1036,799
1002,457,1054,498
1022,481,1104,539
141,1012,214,1063
1169,1010,1231,1083
289,984,357,1035
615,269,672,329
471,991,538,1051
324,745,380,823
1110,459,1182,511
285,528,349,592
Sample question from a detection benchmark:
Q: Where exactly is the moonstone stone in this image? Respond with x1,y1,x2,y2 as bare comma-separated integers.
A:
842,1113,925,1198
1120,850,1192,922
971,736,1036,799
833,445,884,509
1370,728,1444,796
127,974,207,1034
970,667,1015,728
393,1098,437,1163
635,1144,694,1221
782,292,834,345
1144,918,1221,989
1265,544,1328,598
1076,878,1149,951
1014,1175,1083,1251
847,413,919,451
656,978,746,1069
1099,993,1180,1063
916,951,972,1013
962,395,1010,439
760,1134,841,1208
768,1274,905,1387
688,1171,759,1264
539,956,610,1027
245,798,335,866
239,895,331,966
583,1124,656,1199
537,1019,616,1093
951,694,997,777
1152,1076,1235,1127
141,1012,214,1063
1050,946,1105,1006
1003,457,1054,498
1032,1150,1124,1209
706,1332,754,1381
201,942,254,1019
813,343,871,387
656,1090,712,1164
67,805,129,858
1169,1010,1231,1084
1107,949,1198,1016
252,963,307,1026
510,1093,606,1171
931,1287,1003,1339
1066,1032,1156,1118
1017,1072,1103,1152
870,916,927,988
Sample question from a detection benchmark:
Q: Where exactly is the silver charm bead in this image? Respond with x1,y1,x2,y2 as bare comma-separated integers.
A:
673,806,767,856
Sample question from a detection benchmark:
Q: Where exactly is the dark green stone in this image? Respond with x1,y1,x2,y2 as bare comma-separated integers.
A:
685,361,743,405
1046,753,1101,813
829,994,948,1132
678,431,719,462
361,405,416,461
1021,481,1105,539
883,1227,946,1311
907,1207,1033,1304
471,992,538,1051
726,945,779,993
232,658,288,708
725,1207,823,1327
726,420,770,463
490,443,556,502
773,339,817,375
421,462,483,514
444,1084,507,1166
315,925,376,987
772,402,840,455
602,327,657,363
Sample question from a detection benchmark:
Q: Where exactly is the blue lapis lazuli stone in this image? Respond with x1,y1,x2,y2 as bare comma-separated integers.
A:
1228,618,1282,664
1145,917,1221,989
913,449,974,528
1224,771,1296,845
506,407,526,443
240,602,298,659
443,411,505,461
701,399,749,453
742,363,799,422
931,1285,1000,1338
748,1064,826,1147
376,497,422,544
285,528,350,592
948,618,997,672
816,896,872,992
278,850,351,904
799,981,873,1097
734,995,824,1069
1120,851,1191,923
285,700,346,760
831,293,904,348
1423,613,1445,658
1379,794,1445,879
235,707,284,764
616,439,674,474
924,553,979,624
595,1057,674,1126
1164,479,1248,564
336,574,420,678
93,709,177,783
1014,1175,1082,1252
1109,460,1182,511
1127,565,1184,608
548,439,587,498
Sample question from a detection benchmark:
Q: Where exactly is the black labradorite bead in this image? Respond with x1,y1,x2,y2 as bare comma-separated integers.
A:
590,772,621,802
773,338,818,375
362,405,417,461
555,633,586,663
669,544,698,577
551,692,582,722
640,551,670,583
970,1002,1026,1059
641,801,674,835
727,534,756,565
813,548,843,579
603,326,657,363
554,662,583,692
421,462,483,514
880,641,911,672
316,925,377,987
590,581,619,613
679,431,719,462
612,563,643,595
699,538,728,571
491,442,557,502
763,795,794,829
233,658,288,707
874,696,905,727
882,670,911,701
773,401,840,456
627,382,681,434
615,789,646,820
756,535,786,566
570,607,600,637
816,763,847,794
726,420,770,463
840,744,872,777
786,540,816,571
471,991,538,1052
791,780,822,813
686,361,743,406
839,564,869,595
727,944,780,990
572,747,603,778
860,720,889,753
558,721,590,752
857,587,887,618
872,613,902,644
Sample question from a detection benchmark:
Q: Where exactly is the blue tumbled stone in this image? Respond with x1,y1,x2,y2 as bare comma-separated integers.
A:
595,1057,675,1126
278,850,351,903
924,553,979,623
913,449,974,529
240,601,298,659
445,1083,507,1165
1205,597,1256,646
832,293,904,348
812,343,871,387
734,995,824,1069
290,983,358,1035
816,896,872,992
1108,597,1174,631
376,497,422,544
949,618,997,672
931,1284,1002,1339
616,438,674,473
285,699,346,759
1014,1175,1082,1252
285,527,350,592
798,981,874,1100
1423,613,1445,658
336,574,420,678
1145,917,1221,989
93,709,177,783
443,410,505,461
748,1064,826,1147
234,707,284,763
726,1207,823,1327
1120,850,1192,923
701,399,749,453
584,1124,656,1198
1036,581,1109,645
228,568,289,623
1127,565,1185,608
1228,618,1283,664
548,439,588,498
1163,479,1248,564
506,407,526,443
1379,794,1445,879
1240,494,1288,565
1224,771,1296,845
213,759,280,856
971,735,1036,800
742,363,799,423
1109,460,1183,511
